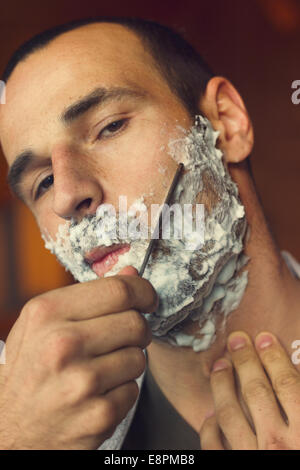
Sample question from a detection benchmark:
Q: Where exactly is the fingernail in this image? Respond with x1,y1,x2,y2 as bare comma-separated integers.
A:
228,335,247,351
212,359,229,372
256,334,273,350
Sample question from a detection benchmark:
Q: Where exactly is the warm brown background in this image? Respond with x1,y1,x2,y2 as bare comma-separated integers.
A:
1,0,300,340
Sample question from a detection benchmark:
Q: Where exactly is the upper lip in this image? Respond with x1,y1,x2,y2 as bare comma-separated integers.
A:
84,243,130,266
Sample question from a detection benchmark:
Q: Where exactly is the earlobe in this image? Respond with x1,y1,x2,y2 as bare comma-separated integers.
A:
199,77,254,163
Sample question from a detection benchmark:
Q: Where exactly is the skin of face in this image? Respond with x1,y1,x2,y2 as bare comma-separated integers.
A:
0,23,197,242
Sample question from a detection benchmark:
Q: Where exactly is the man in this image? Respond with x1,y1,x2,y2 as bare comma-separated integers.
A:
0,17,300,450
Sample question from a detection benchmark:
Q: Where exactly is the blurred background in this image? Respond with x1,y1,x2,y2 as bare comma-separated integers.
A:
1,0,300,340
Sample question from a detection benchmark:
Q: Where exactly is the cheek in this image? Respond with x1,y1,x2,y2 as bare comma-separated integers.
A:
36,208,68,240
100,119,181,206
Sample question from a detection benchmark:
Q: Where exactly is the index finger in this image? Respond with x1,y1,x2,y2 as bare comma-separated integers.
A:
38,273,159,321
254,331,300,423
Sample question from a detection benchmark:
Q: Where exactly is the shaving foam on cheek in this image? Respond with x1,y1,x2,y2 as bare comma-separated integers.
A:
42,116,249,353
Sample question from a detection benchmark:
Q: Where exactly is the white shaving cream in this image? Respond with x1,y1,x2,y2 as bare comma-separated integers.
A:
42,116,249,352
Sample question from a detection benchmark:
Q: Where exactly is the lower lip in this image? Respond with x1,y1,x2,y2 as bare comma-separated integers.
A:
92,245,130,277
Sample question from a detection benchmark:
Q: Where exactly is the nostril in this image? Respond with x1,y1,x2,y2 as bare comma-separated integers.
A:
76,198,92,212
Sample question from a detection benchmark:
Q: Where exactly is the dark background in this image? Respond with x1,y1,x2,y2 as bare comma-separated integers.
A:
1,0,300,340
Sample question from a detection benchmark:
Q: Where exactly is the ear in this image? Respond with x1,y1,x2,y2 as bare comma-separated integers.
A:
199,77,254,163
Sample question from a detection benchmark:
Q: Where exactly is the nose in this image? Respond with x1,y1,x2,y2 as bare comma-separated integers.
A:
51,145,103,222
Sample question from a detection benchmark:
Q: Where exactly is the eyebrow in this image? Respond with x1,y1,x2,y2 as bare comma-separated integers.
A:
7,86,147,201
60,86,146,124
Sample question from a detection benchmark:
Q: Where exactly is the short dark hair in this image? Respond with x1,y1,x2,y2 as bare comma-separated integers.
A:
1,17,214,116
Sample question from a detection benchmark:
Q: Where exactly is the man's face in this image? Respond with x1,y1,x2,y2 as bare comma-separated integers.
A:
0,23,249,350
0,23,192,239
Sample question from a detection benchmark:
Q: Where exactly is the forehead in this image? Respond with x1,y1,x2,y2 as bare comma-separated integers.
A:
0,23,172,166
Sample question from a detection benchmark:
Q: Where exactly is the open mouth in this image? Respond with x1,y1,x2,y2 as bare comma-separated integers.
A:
84,243,131,277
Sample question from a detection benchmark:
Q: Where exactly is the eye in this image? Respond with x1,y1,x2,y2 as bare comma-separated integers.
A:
97,118,128,139
35,174,54,200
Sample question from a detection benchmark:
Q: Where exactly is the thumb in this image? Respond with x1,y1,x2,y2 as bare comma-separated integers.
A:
118,265,139,277
118,265,158,315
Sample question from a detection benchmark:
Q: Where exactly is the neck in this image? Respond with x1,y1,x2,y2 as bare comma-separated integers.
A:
146,163,300,433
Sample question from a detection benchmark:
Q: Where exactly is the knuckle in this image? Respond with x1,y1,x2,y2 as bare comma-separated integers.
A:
217,403,237,427
118,380,140,407
126,380,140,402
80,371,98,399
261,349,281,364
42,328,83,371
78,370,98,397
128,310,148,341
130,347,146,376
23,295,53,326
107,278,132,306
64,368,98,405
243,378,272,402
234,349,254,367
84,401,117,437
143,279,159,311
274,371,300,392
98,399,118,430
